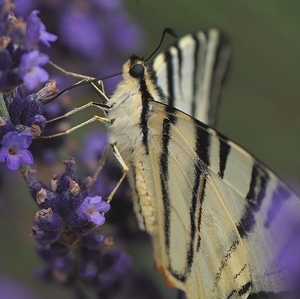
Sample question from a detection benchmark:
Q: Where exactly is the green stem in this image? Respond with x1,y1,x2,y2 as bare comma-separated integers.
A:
0,92,10,119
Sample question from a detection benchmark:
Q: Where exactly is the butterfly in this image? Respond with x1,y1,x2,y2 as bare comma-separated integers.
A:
48,29,300,298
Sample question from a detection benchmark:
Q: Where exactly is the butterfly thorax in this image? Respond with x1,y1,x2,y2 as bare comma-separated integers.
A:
107,56,163,161
106,56,165,233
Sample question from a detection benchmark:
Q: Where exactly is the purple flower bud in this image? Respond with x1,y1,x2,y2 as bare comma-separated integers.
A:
34,208,62,230
22,169,60,210
78,260,98,280
20,95,43,124
52,255,74,273
3,86,25,124
59,190,83,217
96,248,132,291
32,226,62,245
32,208,63,244
82,231,105,250
56,158,78,194
24,114,46,130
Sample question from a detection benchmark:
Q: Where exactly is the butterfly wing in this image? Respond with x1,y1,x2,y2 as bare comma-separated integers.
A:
150,29,231,127
145,101,300,298
106,29,299,299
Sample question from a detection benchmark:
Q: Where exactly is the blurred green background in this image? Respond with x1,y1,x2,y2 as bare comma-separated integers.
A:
1,1,300,298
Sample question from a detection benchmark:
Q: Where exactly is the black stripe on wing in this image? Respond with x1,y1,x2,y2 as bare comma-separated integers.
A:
191,33,200,117
237,161,269,238
164,49,176,107
139,76,153,154
158,106,191,282
216,131,231,179
188,118,211,271
150,29,231,127
226,281,252,299
207,30,231,126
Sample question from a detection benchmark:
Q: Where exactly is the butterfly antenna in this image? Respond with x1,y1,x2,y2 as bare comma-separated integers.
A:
145,28,178,62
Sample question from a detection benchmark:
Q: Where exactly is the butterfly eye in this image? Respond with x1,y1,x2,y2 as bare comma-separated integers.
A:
129,64,144,78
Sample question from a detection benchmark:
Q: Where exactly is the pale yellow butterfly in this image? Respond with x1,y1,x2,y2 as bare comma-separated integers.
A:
47,29,300,299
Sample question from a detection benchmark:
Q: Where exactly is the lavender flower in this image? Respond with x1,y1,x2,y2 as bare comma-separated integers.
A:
0,2,56,91
58,9,104,58
79,196,110,226
0,131,33,170
19,50,49,90
13,0,142,93
25,10,57,50
23,158,131,298
0,81,60,168
0,0,142,297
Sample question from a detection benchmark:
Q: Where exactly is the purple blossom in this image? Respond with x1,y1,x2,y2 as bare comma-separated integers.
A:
19,50,49,90
58,9,104,57
0,131,33,170
24,160,131,297
26,10,57,49
79,196,110,226
82,231,105,250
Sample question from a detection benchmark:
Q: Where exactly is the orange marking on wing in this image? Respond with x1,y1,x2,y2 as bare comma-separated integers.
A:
155,262,176,288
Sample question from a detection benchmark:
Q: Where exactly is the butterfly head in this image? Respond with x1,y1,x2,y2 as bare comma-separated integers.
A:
108,54,158,108
123,55,148,81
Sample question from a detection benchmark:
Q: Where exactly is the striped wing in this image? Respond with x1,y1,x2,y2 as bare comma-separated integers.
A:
146,101,300,298
151,29,231,127
106,29,300,299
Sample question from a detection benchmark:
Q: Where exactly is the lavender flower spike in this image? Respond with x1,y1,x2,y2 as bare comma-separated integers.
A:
0,131,33,170
79,196,110,226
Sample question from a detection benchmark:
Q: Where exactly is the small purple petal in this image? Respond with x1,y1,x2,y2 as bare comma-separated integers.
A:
39,23,57,47
0,131,33,170
6,154,22,170
18,131,34,148
79,196,110,226
19,50,49,90
89,212,105,226
18,149,34,164
26,10,57,50
22,66,49,90
0,131,18,147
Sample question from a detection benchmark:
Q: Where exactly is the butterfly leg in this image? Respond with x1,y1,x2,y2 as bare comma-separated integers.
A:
105,143,129,203
45,101,110,125
91,142,128,202
40,115,111,138
92,143,111,181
